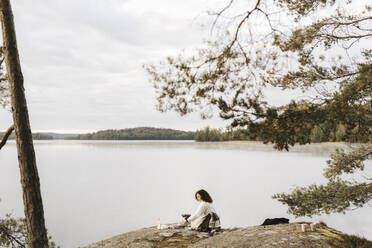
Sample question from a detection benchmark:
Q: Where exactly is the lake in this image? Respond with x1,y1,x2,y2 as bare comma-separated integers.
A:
0,140,371,247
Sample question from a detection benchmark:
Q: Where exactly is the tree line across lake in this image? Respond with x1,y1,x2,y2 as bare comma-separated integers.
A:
1,125,368,143
71,127,194,140
194,123,370,143
0,132,54,140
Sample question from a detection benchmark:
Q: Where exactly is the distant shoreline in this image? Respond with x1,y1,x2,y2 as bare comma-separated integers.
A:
1,127,195,140
2,125,366,144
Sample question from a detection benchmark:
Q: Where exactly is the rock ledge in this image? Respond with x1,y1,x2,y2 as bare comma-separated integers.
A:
83,223,372,248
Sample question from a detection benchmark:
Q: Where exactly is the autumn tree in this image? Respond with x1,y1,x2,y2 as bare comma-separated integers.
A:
0,0,49,247
145,0,371,217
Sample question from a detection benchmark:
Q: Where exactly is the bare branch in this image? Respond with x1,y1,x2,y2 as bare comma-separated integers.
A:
330,16,372,27
318,33,372,40
210,0,235,33
228,0,262,50
0,124,14,150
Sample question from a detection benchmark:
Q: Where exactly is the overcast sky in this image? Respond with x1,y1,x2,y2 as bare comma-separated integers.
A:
0,0,302,133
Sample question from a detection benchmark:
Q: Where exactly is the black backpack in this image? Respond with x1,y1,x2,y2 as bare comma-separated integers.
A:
261,218,289,226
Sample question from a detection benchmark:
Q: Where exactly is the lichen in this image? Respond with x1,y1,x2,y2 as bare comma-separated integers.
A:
132,232,208,248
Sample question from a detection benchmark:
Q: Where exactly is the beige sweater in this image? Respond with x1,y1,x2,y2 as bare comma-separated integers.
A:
188,202,215,229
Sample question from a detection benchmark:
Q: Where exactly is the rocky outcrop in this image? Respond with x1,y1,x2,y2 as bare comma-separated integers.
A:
83,222,372,248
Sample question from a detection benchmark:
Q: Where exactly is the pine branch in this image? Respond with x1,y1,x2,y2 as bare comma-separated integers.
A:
0,224,26,248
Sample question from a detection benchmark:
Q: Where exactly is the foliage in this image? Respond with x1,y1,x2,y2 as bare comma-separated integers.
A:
194,126,256,141
195,127,229,141
273,175,371,217
74,127,195,140
0,211,58,248
145,0,372,216
0,213,27,248
195,122,365,142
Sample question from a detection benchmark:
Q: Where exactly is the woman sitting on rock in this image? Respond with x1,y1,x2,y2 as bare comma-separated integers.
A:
181,189,221,232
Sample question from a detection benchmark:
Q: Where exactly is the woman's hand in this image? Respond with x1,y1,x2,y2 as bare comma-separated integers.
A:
180,220,187,226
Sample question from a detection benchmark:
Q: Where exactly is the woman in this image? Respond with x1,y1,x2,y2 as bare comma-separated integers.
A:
181,189,221,232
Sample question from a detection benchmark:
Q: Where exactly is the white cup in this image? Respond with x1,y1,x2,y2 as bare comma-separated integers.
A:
310,223,316,231
301,224,307,232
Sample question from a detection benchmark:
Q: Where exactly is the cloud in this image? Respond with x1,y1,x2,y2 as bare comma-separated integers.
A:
1,0,309,132
1,0,231,132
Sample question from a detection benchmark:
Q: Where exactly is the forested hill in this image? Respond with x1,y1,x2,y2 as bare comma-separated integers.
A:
72,127,195,140
0,132,54,140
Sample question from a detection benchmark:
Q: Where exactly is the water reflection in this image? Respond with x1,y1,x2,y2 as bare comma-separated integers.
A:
0,141,370,248
28,140,349,154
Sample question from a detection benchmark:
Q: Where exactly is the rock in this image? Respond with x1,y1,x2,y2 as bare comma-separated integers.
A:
196,233,210,238
145,236,164,242
181,231,198,237
82,223,372,248
167,238,184,242
130,242,153,248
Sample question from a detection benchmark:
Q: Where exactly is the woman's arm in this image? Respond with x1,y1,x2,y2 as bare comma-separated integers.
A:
187,203,206,222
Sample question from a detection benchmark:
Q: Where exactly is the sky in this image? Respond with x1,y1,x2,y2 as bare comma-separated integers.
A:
0,0,304,133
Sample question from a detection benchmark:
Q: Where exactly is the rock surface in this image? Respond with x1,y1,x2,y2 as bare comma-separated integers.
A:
82,223,372,248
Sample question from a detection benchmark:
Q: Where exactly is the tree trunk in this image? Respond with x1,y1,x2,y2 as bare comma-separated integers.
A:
0,1,49,247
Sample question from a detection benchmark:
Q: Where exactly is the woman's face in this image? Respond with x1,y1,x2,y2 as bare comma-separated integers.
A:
196,193,202,202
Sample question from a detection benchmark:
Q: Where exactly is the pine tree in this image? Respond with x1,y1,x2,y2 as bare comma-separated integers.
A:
0,0,49,246
145,0,372,216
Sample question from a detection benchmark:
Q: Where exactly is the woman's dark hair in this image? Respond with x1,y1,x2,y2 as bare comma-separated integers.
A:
195,189,213,203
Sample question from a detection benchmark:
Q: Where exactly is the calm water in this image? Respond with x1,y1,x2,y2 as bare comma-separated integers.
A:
0,141,371,247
